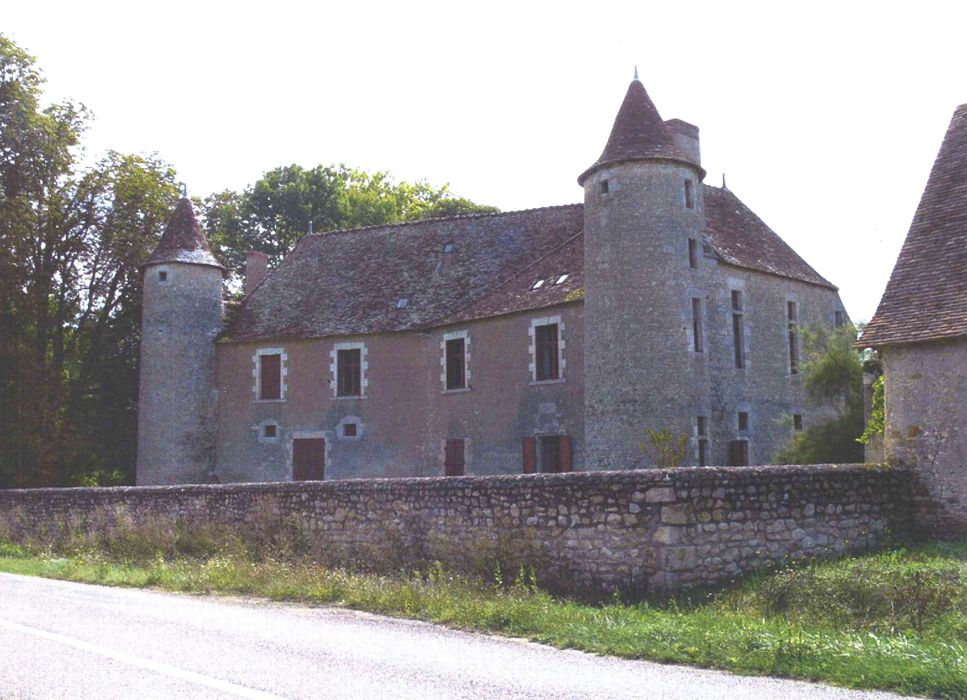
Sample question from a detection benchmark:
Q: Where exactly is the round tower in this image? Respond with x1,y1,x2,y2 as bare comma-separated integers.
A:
581,76,709,470
137,198,224,485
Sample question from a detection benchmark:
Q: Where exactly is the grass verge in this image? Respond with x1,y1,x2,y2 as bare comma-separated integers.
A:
0,540,965,698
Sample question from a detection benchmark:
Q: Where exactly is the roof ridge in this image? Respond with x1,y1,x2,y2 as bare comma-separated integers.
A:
303,203,583,239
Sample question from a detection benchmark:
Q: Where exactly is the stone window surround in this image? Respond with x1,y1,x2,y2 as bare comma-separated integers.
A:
529,315,566,385
440,437,472,475
440,330,471,394
286,430,331,481
785,293,801,377
254,418,281,444
728,278,751,371
337,415,364,441
330,341,368,399
253,347,287,402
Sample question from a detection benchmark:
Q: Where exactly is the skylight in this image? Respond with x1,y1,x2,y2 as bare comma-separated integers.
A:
396,298,409,309
555,274,569,285
531,280,545,290
443,242,455,253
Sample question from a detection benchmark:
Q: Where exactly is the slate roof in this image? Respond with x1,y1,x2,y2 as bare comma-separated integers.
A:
143,198,223,270
222,185,835,343
858,104,967,348
578,79,698,185
704,186,835,289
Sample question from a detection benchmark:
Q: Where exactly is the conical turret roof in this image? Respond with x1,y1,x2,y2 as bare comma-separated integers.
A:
143,197,223,270
578,79,698,185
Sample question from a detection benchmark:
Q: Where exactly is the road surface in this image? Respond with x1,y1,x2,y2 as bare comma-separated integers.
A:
0,572,910,699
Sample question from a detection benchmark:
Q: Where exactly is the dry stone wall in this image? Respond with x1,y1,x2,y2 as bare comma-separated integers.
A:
0,464,911,595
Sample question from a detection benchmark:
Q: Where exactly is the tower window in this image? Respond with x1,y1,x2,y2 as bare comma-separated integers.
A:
737,411,749,431
787,301,800,374
684,179,695,209
834,310,844,328
732,290,746,369
600,179,610,194
697,416,709,466
158,270,167,282
691,297,704,353
793,414,803,431
688,238,698,269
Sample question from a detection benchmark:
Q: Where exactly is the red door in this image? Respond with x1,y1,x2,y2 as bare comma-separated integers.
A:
293,438,325,481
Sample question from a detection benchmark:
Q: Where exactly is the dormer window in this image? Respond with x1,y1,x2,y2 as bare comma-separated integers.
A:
555,274,569,285
531,279,545,290
684,179,695,209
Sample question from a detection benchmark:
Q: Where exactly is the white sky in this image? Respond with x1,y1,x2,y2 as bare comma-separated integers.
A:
6,1,967,322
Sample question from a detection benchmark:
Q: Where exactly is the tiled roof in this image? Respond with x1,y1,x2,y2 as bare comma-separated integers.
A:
222,186,836,342
578,80,698,185
704,186,835,289
222,206,584,342
858,104,967,348
143,198,223,270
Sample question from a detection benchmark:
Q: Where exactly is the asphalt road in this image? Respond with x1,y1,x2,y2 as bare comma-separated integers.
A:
0,572,911,700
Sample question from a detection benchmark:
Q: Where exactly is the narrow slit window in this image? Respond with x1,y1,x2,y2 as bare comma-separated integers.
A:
787,301,800,374
732,290,745,369
691,298,704,353
697,416,709,467
337,348,362,397
158,270,167,282
535,323,560,381
599,179,609,194
834,310,844,328
445,337,466,390
688,238,698,269
737,411,749,431
793,414,803,431
684,179,695,209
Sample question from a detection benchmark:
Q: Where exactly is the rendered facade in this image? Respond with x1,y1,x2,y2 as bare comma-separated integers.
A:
137,78,848,485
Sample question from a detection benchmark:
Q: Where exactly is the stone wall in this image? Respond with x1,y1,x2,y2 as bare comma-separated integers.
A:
0,464,911,595
882,337,967,536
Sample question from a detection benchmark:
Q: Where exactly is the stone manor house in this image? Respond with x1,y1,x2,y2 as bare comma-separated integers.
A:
136,77,849,486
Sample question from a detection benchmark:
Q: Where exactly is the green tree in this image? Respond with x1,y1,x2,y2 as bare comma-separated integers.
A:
775,324,866,464
202,164,497,281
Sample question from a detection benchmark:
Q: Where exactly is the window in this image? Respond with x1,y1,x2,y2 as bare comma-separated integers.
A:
787,301,800,374
728,440,749,466
535,323,560,380
342,422,357,438
444,439,465,476
691,298,704,353
732,290,745,369
259,352,282,400
263,424,277,439
158,270,167,282
599,179,610,194
396,297,408,309
337,348,361,397
697,416,709,466
688,238,698,269
834,310,844,328
738,411,749,431
443,242,455,253
684,179,695,209
793,414,803,431
531,279,545,290
445,337,466,390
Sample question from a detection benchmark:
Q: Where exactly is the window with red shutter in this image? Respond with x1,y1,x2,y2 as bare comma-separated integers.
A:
259,353,281,400
522,437,537,474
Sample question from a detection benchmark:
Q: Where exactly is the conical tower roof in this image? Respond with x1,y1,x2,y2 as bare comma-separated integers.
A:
143,197,223,270
578,79,698,185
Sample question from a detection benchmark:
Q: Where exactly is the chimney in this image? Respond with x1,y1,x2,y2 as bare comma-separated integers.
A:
665,119,701,169
244,251,269,297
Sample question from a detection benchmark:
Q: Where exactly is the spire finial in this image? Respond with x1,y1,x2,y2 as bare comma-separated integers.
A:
633,65,639,81
308,219,314,235
179,183,187,198
722,173,727,189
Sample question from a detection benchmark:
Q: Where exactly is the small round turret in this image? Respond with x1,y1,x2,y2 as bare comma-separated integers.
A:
136,198,224,485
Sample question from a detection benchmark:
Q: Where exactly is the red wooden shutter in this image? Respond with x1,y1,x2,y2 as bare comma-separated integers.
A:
559,436,573,472
522,437,537,474
260,354,281,400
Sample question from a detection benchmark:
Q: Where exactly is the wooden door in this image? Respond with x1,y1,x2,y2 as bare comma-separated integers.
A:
728,440,749,467
444,439,465,476
293,438,325,481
